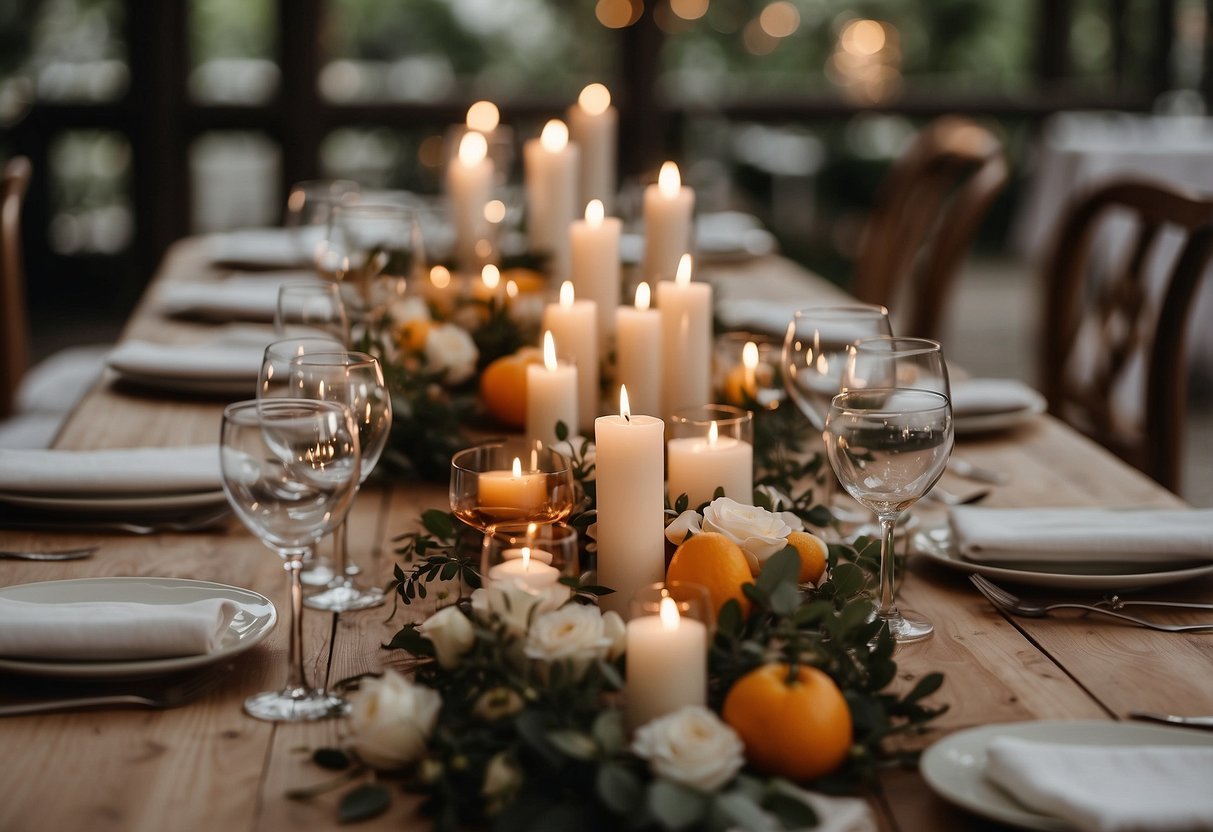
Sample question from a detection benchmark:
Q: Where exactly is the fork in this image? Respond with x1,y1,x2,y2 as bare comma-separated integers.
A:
926,486,991,506
0,546,99,561
969,574,1213,633
0,672,221,717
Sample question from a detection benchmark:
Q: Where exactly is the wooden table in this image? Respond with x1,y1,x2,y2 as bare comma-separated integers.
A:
1,240,1210,832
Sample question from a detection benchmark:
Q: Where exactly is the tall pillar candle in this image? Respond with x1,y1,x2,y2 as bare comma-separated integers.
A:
641,161,694,283
656,255,712,421
447,131,495,271
625,595,707,730
614,282,661,418
541,281,599,432
524,119,579,282
595,389,665,617
569,199,621,348
567,83,618,214
526,330,579,448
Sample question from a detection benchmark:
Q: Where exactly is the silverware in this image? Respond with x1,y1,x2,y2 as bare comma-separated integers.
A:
969,574,1213,633
1098,595,1213,612
1129,711,1213,730
0,546,99,561
0,507,231,536
926,486,991,506
949,458,1010,485
0,672,221,718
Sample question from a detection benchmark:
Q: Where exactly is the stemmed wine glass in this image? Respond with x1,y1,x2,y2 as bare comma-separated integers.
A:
289,350,393,612
285,179,359,265
275,282,351,342
825,388,953,643
841,336,951,399
219,399,361,720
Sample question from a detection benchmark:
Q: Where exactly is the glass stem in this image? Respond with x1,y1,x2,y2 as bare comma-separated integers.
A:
283,551,309,694
877,512,900,619
334,518,351,577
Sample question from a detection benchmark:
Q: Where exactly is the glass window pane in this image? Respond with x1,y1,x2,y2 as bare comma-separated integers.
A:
189,0,278,104
47,130,133,254
15,0,129,104
189,131,281,231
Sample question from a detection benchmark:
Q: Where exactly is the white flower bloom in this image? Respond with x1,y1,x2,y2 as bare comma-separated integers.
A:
664,509,703,546
523,603,614,680
702,496,804,574
472,687,525,721
754,483,793,512
601,610,626,660
549,435,595,480
481,752,523,803
424,323,479,385
416,605,475,669
631,705,746,792
388,295,431,325
348,669,442,770
470,582,571,639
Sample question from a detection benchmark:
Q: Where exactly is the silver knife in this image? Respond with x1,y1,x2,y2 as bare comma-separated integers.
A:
1129,711,1213,730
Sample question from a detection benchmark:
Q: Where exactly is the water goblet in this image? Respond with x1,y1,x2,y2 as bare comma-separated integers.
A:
274,281,351,343
289,350,392,612
285,179,359,265
219,399,361,720
825,388,953,643
841,336,951,399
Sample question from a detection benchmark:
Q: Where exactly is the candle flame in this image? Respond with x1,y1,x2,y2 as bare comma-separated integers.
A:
543,330,558,371
484,199,506,224
743,341,759,371
708,420,719,445
541,119,569,152
511,457,522,478
482,264,500,290
675,253,693,286
520,547,531,571
658,161,681,197
635,281,651,311
560,280,575,307
506,279,518,299
578,83,611,116
585,198,604,226
458,131,488,166
466,100,500,133
659,596,680,629
619,384,631,421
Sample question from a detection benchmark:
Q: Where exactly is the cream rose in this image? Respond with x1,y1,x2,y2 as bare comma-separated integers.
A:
701,496,803,574
348,669,442,770
470,582,571,639
601,610,626,660
388,295,431,325
664,509,702,546
523,603,615,679
416,605,475,669
481,752,523,806
424,323,479,384
631,705,746,792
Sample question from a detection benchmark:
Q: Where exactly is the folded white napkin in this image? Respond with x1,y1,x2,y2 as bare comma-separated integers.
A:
106,340,264,381
161,275,321,322
0,597,238,659
208,228,314,269
986,735,1213,832
951,378,1044,417
950,506,1213,567
0,445,222,494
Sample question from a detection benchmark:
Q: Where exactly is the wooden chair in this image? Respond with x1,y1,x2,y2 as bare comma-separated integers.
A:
1040,178,1213,493
0,156,32,420
852,116,1009,340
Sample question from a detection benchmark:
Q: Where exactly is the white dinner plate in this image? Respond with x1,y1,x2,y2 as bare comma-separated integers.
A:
0,489,229,515
954,396,1047,436
912,524,1213,590
0,577,276,679
921,719,1213,831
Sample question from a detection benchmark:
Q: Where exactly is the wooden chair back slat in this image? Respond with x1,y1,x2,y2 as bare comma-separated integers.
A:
0,156,32,420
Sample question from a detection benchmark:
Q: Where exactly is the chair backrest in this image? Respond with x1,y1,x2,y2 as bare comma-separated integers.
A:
852,116,1009,340
1040,178,1213,493
0,156,32,420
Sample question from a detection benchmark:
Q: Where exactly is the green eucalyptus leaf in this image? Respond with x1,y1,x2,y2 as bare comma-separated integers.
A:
711,790,770,830
592,710,627,753
421,509,455,539
337,783,391,824
555,420,569,442
829,562,867,597
547,730,599,761
716,599,743,637
312,747,351,771
754,547,800,596
767,581,801,617
839,598,875,630
904,672,944,704
597,762,643,814
648,780,708,831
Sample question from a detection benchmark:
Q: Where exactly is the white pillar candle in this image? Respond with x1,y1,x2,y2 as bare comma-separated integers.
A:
567,83,618,214
524,119,580,282
666,421,754,507
641,161,695,283
447,131,495,271
478,457,548,521
594,388,666,616
615,282,661,418
626,596,707,730
488,547,561,590
570,199,621,347
656,254,712,421
541,281,599,432
526,330,579,448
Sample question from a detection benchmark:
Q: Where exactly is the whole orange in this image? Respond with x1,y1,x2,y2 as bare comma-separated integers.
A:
479,347,543,428
722,663,853,781
666,532,753,618
785,531,828,584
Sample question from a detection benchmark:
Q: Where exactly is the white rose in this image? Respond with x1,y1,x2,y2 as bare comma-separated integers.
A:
424,323,479,385
473,686,525,721
549,436,595,480
481,752,523,804
416,605,475,669
348,669,442,770
664,509,702,546
601,610,626,660
388,295,431,325
470,582,571,638
631,705,746,792
523,603,614,680
702,496,804,574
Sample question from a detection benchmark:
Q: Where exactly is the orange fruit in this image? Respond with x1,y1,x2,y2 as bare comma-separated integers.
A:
786,531,828,584
666,532,752,618
500,268,547,295
722,663,853,782
396,319,433,352
479,346,543,428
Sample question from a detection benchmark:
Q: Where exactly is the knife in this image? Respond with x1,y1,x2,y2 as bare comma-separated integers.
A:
1129,711,1213,730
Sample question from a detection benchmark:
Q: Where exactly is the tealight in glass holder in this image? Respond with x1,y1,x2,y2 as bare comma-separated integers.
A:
713,332,784,410
481,522,580,590
666,404,754,509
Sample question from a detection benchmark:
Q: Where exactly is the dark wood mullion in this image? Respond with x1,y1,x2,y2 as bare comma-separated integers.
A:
1149,0,1176,96
617,6,665,178
1036,0,1071,87
277,0,324,212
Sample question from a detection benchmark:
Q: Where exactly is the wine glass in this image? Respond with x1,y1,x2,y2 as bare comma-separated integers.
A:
289,350,393,612
841,336,951,398
220,399,361,720
825,388,953,643
285,179,359,265
274,282,351,342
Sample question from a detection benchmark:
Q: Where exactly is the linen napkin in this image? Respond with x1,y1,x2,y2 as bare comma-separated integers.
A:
951,378,1044,418
985,735,1213,832
0,445,222,494
0,597,238,659
161,275,321,322
949,506,1213,567
106,339,264,381
207,228,313,270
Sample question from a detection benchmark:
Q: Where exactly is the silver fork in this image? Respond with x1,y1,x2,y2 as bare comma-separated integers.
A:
0,546,99,561
926,486,991,506
969,574,1213,633
0,672,221,717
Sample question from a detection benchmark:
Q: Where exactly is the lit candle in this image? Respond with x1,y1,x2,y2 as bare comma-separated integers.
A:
488,546,561,590
425,265,455,315
666,420,754,507
478,456,548,521
466,100,500,136
569,199,621,349
526,330,579,448
447,130,495,270
625,595,708,730
524,119,580,281
567,83,618,214
642,161,695,283
615,282,661,417
473,264,503,304
541,281,599,432
594,387,666,616
656,254,712,421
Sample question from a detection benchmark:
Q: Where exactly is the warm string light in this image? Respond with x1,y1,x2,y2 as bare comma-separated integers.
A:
466,100,500,133
578,83,611,116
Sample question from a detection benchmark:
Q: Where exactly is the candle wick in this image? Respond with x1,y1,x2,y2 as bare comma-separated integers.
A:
624,411,630,424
